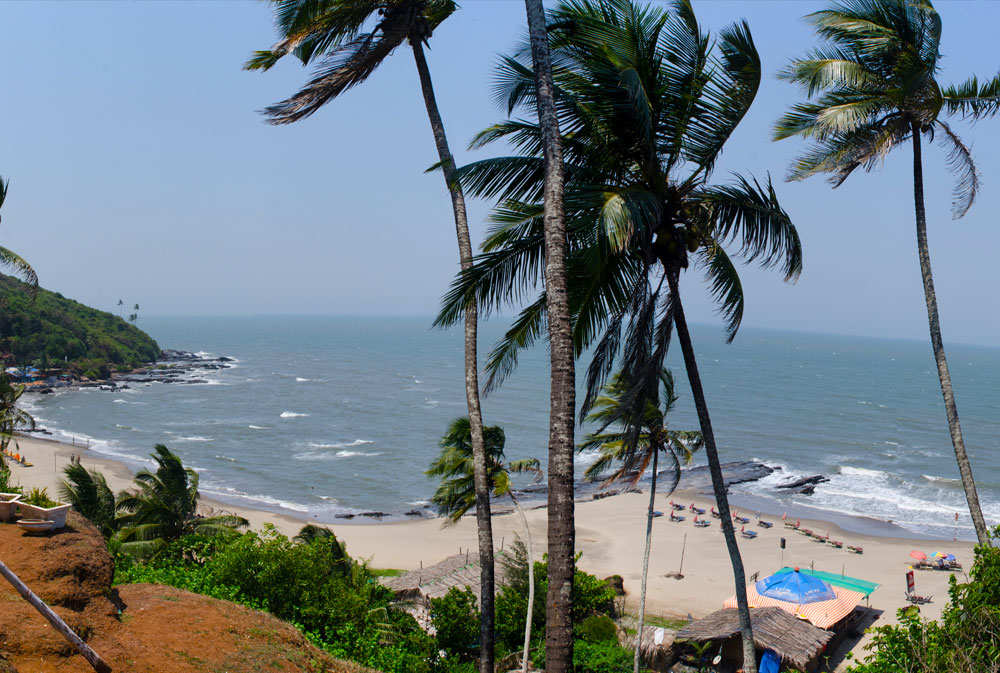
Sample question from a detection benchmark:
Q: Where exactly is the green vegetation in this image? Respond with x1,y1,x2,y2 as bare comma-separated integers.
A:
0,273,160,378
60,444,248,553
22,486,59,508
848,527,1000,672
581,369,701,672
0,178,38,291
0,373,34,461
427,417,542,670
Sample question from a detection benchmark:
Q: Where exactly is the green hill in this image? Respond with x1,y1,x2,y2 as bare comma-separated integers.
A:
0,274,160,379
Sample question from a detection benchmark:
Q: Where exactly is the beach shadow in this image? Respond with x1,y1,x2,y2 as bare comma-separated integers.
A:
824,607,883,672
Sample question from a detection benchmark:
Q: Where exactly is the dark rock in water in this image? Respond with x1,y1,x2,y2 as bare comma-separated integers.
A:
592,490,619,501
218,356,234,362
39,388,53,394
800,485,816,495
335,513,355,520
678,460,775,495
404,509,424,517
775,475,829,491
359,511,388,519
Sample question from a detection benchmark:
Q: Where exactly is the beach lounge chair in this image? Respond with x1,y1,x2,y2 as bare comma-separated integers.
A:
740,529,758,540
670,502,686,511
734,515,750,524
693,519,711,528
826,539,843,548
783,521,798,529
757,520,774,529
948,561,963,571
812,534,829,543
652,511,663,518
798,528,813,536
847,545,863,554
669,512,685,522
710,508,721,519
690,506,706,515
905,593,932,604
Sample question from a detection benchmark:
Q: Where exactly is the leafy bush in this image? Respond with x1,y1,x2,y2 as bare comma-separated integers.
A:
573,640,633,673
494,543,617,658
431,587,481,660
847,526,1000,672
22,486,59,508
577,615,618,643
114,527,444,673
0,468,21,494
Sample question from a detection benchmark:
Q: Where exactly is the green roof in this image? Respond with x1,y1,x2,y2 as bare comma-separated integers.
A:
772,567,880,597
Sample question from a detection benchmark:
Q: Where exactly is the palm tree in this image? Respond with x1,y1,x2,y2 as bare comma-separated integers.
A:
580,369,702,673
0,372,35,464
522,1,576,670
774,0,1000,544
426,417,542,673
0,178,38,291
246,5,498,665
60,462,117,537
117,299,124,317
438,3,802,670
116,444,248,555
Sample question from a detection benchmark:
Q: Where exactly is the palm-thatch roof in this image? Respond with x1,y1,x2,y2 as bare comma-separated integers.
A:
382,552,516,603
675,608,834,671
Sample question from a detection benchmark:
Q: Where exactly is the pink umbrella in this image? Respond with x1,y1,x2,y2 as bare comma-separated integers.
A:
910,551,927,560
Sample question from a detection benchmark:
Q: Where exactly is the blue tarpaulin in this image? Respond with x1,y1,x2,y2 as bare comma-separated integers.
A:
760,648,781,673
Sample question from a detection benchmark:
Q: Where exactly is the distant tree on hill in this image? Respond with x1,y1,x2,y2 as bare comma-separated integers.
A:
117,299,123,317
0,373,35,466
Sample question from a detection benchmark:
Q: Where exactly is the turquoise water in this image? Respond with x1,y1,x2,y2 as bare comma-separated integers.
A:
20,316,1000,539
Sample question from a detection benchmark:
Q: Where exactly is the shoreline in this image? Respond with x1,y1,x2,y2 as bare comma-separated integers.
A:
5,431,978,668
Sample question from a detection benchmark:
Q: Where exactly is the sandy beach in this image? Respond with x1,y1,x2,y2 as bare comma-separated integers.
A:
5,432,975,667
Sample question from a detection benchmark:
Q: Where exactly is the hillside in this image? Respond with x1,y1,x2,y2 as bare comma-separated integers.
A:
0,512,377,673
0,274,160,379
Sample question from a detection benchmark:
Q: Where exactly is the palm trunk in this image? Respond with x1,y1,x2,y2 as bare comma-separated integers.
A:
633,450,658,673
411,41,495,671
910,123,988,544
510,493,535,673
667,271,757,673
522,2,576,672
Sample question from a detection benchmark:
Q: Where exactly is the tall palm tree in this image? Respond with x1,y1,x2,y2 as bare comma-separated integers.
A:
774,0,1000,543
60,462,117,537
522,1,576,670
0,178,39,291
246,6,498,666
116,444,248,556
426,417,542,673
438,2,802,670
580,369,702,673
0,372,35,464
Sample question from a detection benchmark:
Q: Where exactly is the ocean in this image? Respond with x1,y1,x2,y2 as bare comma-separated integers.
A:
19,316,1000,540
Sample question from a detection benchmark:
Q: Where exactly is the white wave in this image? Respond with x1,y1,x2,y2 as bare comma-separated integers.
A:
295,377,310,382
922,474,961,485
408,500,430,507
294,447,382,461
336,450,382,458
194,350,214,358
176,436,213,443
114,399,128,404
202,486,310,513
248,425,267,430
214,455,237,462
308,439,374,450
414,379,423,384
280,411,309,418
884,441,900,446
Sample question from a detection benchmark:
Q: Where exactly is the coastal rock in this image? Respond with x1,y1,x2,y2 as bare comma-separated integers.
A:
775,475,829,494
335,513,356,519
676,460,776,496
404,509,424,517
359,511,388,519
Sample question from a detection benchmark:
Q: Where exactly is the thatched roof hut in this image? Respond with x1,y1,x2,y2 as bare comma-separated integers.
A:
382,552,520,603
675,608,834,672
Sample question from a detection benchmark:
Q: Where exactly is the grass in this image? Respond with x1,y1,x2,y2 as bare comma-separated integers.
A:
644,614,689,630
370,568,404,578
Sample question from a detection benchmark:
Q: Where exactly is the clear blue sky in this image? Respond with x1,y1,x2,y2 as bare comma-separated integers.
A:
1,1,998,345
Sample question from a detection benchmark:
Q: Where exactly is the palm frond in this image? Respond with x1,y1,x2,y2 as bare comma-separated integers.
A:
935,120,980,219
942,74,1000,120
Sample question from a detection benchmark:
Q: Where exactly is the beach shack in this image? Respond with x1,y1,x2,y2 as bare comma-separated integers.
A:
672,568,879,671
673,607,833,672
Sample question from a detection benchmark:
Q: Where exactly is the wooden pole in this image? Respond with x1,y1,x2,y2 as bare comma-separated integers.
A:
0,557,111,673
678,533,687,576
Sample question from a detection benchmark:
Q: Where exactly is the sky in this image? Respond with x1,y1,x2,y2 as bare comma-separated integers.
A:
1,1,999,345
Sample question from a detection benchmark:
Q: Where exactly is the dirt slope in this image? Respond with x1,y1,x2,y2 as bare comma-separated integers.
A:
0,513,376,673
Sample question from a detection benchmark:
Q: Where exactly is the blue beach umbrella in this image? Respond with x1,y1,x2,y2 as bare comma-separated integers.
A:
755,568,836,604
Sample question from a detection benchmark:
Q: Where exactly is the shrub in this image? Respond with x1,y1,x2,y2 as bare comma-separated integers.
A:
430,587,481,660
574,640,633,673
22,486,58,508
577,615,619,643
